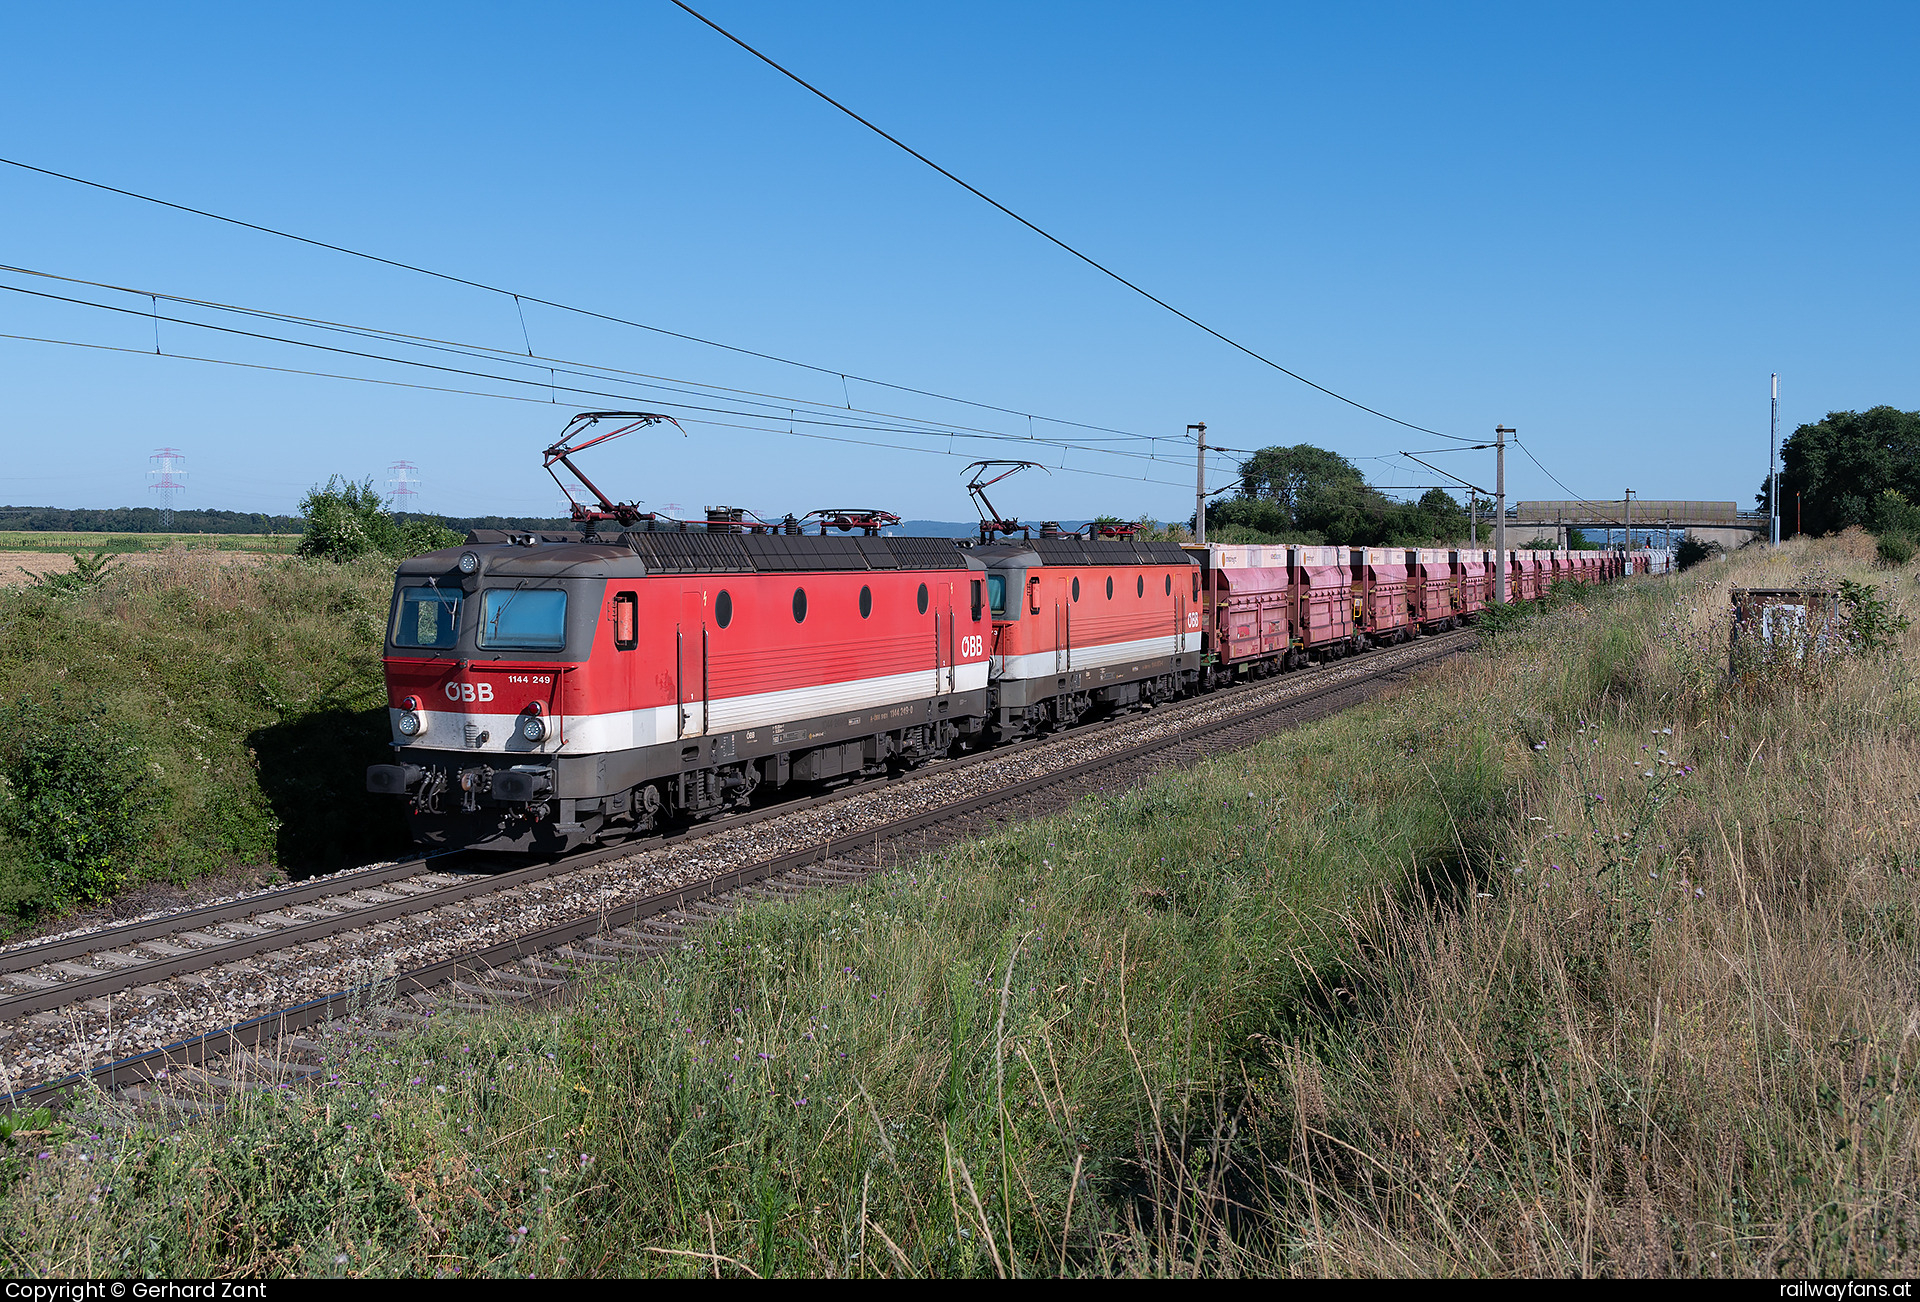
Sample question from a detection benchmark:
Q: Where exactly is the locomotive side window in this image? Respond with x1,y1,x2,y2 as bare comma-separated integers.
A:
1137,575,1144,598
614,592,638,650
1071,577,1080,602
987,574,1006,616
715,590,733,629
1106,576,1113,600
970,579,983,621
858,585,872,618
793,587,808,623
1192,572,1200,601
479,588,567,650
916,583,929,615
1165,575,1172,596
394,586,461,649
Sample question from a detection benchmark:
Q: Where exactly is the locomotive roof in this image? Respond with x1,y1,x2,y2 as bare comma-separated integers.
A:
429,529,984,576
969,537,1197,567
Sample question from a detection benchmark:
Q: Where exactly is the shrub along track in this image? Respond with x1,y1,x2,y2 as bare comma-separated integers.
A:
0,629,1476,1115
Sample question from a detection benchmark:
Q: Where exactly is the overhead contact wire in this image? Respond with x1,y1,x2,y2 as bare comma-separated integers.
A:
667,0,1473,443
0,156,1157,443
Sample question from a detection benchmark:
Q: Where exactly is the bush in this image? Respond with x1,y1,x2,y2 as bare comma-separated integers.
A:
1676,534,1725,570
1876,532,1915,566
1872,489,1920,539
0,698,154,902
297,478,462,562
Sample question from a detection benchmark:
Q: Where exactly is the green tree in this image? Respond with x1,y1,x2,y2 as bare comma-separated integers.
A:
1234,444,1368,526
297,477,463,562
1760,407,1920,536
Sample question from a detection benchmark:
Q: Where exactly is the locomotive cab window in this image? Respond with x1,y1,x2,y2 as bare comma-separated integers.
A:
479,588,567,650
613,591,638,651
394,586,461,649
1192,572,1200,602
970,579,984,621
987,574,1006,617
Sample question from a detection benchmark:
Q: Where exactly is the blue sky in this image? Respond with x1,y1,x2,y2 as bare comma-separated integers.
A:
2,1,1914,524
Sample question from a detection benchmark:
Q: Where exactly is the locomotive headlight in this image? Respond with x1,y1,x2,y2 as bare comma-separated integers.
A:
457,550,481,574
398,710,423,737
520,714,546,741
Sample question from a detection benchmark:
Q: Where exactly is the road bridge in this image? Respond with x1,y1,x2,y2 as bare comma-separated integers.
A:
1506,500,1764,551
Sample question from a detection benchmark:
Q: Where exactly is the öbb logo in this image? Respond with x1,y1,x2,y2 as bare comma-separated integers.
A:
444,681,494,703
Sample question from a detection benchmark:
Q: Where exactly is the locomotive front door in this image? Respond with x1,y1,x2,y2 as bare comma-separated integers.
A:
677,589,707,738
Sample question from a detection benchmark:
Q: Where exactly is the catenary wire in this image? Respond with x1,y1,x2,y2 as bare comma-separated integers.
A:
0,329,1211,495
1512,438,1624,516
3,281,1258,476
667,0,1476,444
0,262,1176,452
0,155,1166,444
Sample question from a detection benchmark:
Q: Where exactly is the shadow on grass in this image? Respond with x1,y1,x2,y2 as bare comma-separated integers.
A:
248,704,410,877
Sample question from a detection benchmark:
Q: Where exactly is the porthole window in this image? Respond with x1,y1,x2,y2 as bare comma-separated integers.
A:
1106,576,1114,600
916,583,929,615
1165,575,1172,596
1137,575,1145,598
859,585,872,618
714,590,733,629
1071,577,1081,602
792,587,808,623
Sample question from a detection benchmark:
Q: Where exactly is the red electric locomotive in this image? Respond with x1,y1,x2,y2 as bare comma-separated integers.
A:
367,527,990,852
971,529,1202,737
367,414,991,852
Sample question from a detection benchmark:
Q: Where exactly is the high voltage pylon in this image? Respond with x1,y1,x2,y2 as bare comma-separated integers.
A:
386,460,421,514
148,448,186,526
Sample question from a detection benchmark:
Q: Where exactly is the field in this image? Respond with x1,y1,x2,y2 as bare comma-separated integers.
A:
0,530,295,557
0,531,1910,1277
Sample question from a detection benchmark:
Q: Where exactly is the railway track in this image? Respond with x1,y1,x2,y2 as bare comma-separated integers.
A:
0,628,1475,1115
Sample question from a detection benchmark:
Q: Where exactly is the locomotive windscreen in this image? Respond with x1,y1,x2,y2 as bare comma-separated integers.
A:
394,586,462,649
987,574,1006,616
479,588,568,650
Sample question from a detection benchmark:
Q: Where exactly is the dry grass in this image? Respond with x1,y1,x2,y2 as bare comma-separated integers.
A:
0,536,1911,1277
1134,534,1920,1277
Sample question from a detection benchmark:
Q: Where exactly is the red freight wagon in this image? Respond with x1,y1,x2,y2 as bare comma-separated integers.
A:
1455,548,1489,614
370,529,990,852
1292,545,1356,654
1195,543,1294,673
1411,548,1455,630
1352,547,1414,643
1519,550,1545,599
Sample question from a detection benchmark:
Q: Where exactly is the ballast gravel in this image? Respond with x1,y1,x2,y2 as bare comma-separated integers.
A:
0,632,1470,1087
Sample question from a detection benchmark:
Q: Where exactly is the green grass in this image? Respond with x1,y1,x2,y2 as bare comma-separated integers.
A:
1,537,1913,1277
0,548,406,923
